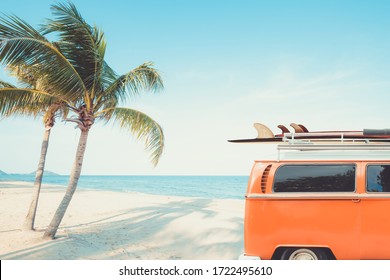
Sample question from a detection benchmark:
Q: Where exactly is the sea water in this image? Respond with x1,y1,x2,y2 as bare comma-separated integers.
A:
0,174,249,200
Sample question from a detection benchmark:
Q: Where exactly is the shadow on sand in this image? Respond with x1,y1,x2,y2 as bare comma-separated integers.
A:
0,198,244,260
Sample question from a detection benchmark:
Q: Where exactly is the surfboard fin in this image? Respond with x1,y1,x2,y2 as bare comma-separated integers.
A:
254,123,274,139
298,124,309,132
290,123,305,133
277,125,290,135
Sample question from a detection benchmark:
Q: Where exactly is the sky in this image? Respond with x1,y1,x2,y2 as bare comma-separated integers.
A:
1,0,390,175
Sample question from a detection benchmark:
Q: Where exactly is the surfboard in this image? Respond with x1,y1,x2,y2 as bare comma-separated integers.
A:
228,123,390,143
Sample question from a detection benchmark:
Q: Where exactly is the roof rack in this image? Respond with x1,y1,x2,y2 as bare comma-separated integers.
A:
278,144,390,151
281,132,390,144
277,133,390,161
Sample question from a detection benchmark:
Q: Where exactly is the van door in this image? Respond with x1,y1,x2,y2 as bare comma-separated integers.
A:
271,163,360,259
360,163,390,259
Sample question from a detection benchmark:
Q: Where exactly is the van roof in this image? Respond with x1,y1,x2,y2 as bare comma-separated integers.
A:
277,150,390,161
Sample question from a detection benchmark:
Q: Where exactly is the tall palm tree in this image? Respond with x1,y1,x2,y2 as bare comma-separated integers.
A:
0,11,83,233
0,15,70,231
0,1,164,240
0,64,67,231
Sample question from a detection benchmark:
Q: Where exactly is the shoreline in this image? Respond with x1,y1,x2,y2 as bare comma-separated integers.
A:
0,181,245,260
0,176,248,200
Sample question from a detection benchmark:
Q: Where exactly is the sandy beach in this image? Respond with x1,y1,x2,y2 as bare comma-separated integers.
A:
0,181,245,260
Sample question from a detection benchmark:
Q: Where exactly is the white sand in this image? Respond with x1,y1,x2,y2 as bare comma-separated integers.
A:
0,181,245,260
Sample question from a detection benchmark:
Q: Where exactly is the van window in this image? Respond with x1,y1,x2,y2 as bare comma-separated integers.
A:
367,165,390,192
273,164,356,192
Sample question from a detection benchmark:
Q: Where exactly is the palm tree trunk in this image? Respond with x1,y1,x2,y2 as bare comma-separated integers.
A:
23,127,51,231
42,129,89,240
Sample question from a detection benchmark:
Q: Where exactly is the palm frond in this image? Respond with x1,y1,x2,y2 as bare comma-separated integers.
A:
43,2,106,95
96,62,163,110
0,88,65,118
100,61,118,93
6,64,38,89
0,80,16,88
0,14,86,101
101,107,164,166
0,14,42,39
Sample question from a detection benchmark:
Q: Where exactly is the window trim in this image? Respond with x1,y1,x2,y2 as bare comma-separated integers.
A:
366,164,390,193
272,163,357,193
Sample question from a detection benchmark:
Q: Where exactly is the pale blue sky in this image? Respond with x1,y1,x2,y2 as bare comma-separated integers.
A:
1,0,390,175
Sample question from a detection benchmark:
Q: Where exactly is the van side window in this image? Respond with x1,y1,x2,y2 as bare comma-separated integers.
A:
273,165,356,192
367,165,390,192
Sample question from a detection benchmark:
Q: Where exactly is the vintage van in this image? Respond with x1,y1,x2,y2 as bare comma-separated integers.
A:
240,143,390,260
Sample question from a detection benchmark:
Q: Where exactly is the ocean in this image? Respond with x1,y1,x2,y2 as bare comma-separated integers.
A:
0,174,249,200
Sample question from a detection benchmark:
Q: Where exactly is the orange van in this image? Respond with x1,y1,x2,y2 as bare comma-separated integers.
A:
239,145,390,260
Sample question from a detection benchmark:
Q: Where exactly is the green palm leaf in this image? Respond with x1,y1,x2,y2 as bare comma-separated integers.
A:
100,61,119,93
97,62,163,110
0,15,86,101
0,88,64,118
103,107,164,166
44,2,106,95
0,80,16,88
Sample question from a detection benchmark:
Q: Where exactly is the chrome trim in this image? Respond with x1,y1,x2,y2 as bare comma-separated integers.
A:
247,193,390,200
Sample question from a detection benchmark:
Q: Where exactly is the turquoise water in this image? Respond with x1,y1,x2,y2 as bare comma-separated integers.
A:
0,174,249,200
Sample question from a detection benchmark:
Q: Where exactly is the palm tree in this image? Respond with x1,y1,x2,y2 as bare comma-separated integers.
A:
0,7,74,230
0,65,67,231
0,1,164,239
23,104,62,230
0,12,83,233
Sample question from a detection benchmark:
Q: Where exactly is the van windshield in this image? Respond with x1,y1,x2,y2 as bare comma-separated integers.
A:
273,164,356,192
